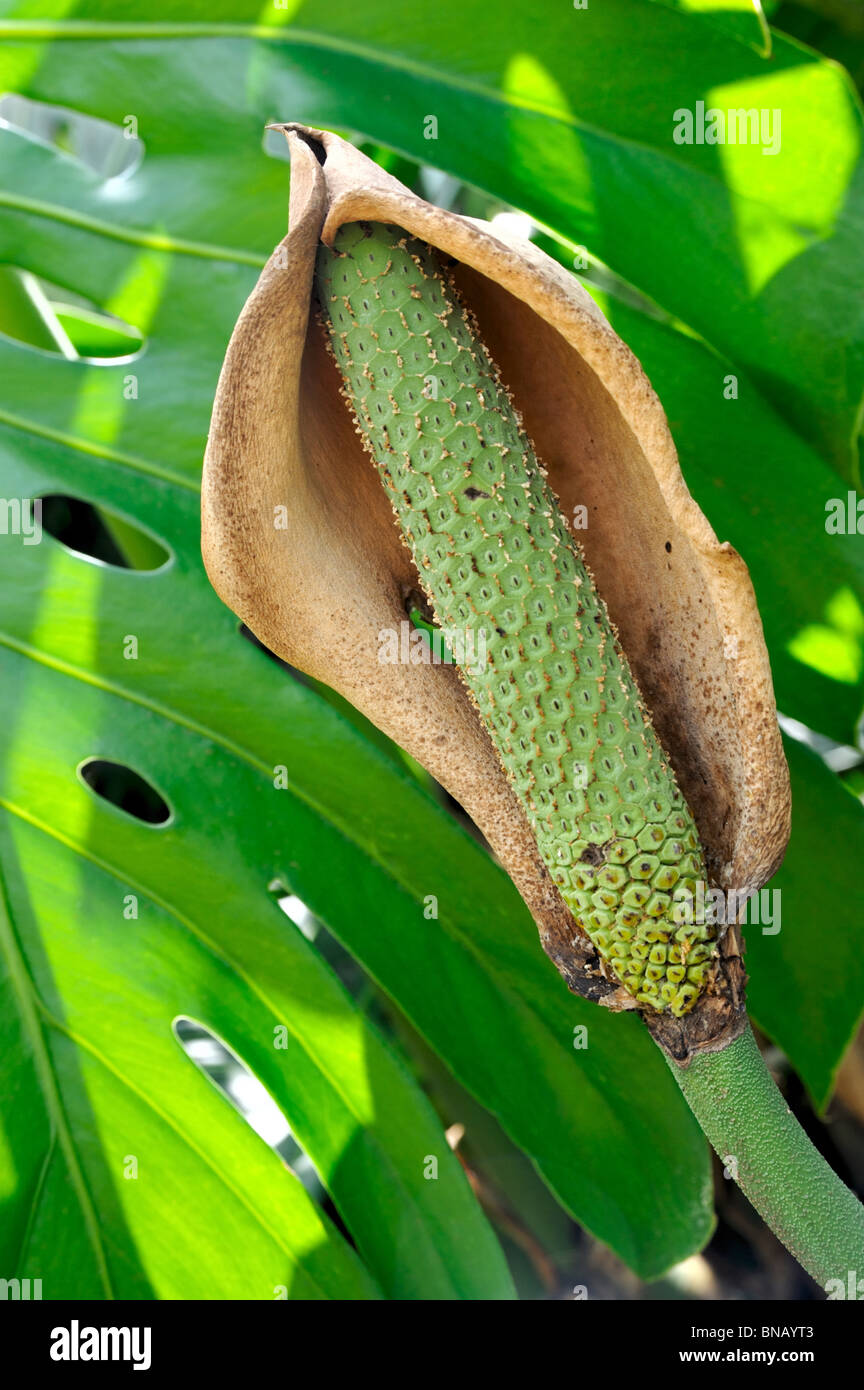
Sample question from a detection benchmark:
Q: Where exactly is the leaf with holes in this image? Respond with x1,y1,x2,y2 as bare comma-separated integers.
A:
0,88,717,1284
0,807,383,1302
0,409,712,1286
0,215,515,1298
0,650,517,1299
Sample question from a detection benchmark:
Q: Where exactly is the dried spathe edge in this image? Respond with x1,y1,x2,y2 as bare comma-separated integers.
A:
202,123,790,1063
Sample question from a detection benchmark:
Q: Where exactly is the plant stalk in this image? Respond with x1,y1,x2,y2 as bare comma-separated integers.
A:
669,1023,864,1290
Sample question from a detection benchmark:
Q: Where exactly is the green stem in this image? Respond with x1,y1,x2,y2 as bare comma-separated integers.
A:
669,1024,864,1289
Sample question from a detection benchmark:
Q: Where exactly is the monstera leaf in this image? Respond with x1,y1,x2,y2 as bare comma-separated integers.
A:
0,0,861,1299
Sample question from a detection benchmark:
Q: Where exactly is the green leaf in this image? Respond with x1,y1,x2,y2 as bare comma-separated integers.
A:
0,7,767,1285
592,288,864,749
0,0,857,476
744,737,864,1109
569,279,864,1099
0,628,514,1299
0,408,712,1279
0,827,382,1301
0,225,515,1299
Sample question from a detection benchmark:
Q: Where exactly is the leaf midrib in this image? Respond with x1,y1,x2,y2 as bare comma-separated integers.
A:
0,191,266,267
0,409,199,491
11,1127,56,1279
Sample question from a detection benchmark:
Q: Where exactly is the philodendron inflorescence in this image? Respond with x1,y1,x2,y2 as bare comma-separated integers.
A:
202,125,864,1288
315,221,712,1020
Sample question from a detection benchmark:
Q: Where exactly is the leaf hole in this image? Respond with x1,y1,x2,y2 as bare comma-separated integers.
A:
174,1016,323,1191
78,758,172,825
36,494,171,570
0,266,144,362
0,94,144,180
269,883,321,943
